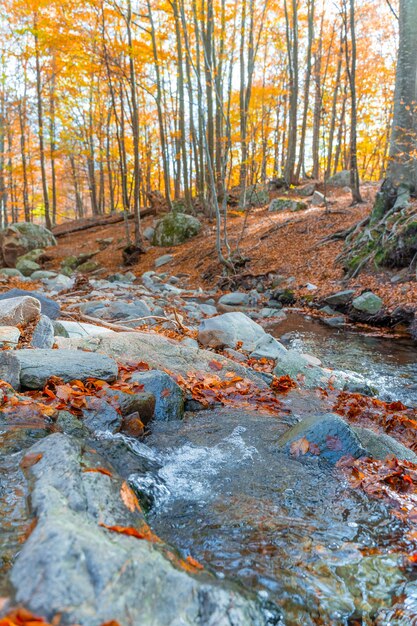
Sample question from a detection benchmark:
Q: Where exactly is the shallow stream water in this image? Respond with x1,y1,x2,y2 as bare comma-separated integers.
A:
132,314,417,625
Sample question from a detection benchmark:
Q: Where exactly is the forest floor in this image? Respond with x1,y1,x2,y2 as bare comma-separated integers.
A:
47,181,417,313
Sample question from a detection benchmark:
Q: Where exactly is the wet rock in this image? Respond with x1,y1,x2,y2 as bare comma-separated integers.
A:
199,312,266,351
31,315,55,349
0,289,60,319
0,352,21,388
11,433,270,626
354,426,417,463
278,413,366,463
0,326,20,347
269,198,308,212
0,296,41,325
155,254,174,268
321,316,347,328
101,388,155,424
14,349,118,389
130,370,184,421
83,396,122,434
324,290,355,308
326,170,352,187
153,212,201,247
0,222,56,267
352,292,383,315
250,334,288,361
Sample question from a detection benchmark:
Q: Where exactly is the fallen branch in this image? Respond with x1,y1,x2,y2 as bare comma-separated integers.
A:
52,208,154,238
61,311,182,332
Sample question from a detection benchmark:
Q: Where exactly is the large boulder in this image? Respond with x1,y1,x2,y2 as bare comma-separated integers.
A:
326,170,352,187
14,349,118,389
0,352,21,388
10,433,272,626
278,413,366,464
54,332,269,388
0,296,41,326
198,312,266,351
0,222,56,267
153,212,201,247
0,289,60,319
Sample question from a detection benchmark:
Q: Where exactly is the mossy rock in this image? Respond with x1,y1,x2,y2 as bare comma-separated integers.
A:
77,260,101,273
153,212,201,247
15,259,41,276
269,198,307,212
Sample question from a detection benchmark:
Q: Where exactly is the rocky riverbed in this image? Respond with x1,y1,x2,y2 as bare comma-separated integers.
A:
1,266,417,625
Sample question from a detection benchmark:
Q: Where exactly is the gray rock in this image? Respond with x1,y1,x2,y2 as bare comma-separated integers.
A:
107,272,136,284
54,320,115,339
100,388,155,424
31,270,58,280
352,292,383,315
153,212,201,247
218,292,250,307
0,289,60,319
321,316,346,328
269,198,308,212
77,260,101,274
155,254,174,268
198,303,218,316
0,326,20,347
311,191,326,207
0,352,21,388
319,305,337,315
31,315,55,349
0,296,41,325
298,183,316,197
324,290,356,307
198,312,266,351
273,350,337,389
278,413,366,464
10,433,270,626
98,300,151,323
250,334,288,361
354,426,417,463
143,226,155,241
83,396,122,434
326,170,352,187
54,332,268,388
131,370,184,421
0,267,23,278
0,222,56,267
44,274,74,292
259,308,287,320
14,349,118,389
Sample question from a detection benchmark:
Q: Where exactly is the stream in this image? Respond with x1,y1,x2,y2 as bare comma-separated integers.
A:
2,313,417,624
131,314,417,625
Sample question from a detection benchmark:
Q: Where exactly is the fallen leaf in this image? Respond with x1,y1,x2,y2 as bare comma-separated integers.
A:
209,360,223,371
326,435,343,451
120,481,141,513
290,437,310,457
83,467,113,478
20,453,43,470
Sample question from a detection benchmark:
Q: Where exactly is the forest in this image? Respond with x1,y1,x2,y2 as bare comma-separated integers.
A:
2,1,417,626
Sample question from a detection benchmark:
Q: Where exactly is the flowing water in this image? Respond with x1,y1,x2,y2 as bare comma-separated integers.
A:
2,314,417,624
273,312,417,407
130,314,417,625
